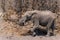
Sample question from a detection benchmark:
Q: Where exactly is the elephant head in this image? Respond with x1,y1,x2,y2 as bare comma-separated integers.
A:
18,11,36,26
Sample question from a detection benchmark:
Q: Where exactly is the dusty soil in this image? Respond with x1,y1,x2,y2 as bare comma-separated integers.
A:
0,17,60,40
0,35,60,40
0,12,60,40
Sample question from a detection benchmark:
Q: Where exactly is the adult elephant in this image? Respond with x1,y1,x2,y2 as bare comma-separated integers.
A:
18,10,57,36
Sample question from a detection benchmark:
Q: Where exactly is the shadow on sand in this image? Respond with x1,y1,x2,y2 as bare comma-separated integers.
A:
34,28,47,36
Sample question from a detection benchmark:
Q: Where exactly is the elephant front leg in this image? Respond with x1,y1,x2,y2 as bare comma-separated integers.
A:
46,19,54,36
31,18,39,36
30,27,36,36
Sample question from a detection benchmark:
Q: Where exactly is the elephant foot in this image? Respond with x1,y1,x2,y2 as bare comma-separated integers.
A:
46,33,55,37
46,35,50,37
46,32,50,37
50,33,55,36
32,32,36,37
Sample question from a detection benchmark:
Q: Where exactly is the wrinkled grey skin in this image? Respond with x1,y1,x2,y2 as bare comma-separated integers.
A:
18,10,57,36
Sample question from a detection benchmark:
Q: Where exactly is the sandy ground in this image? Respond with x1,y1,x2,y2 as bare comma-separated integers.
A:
0,35,60,40
0,18,60,40
0,13,60,40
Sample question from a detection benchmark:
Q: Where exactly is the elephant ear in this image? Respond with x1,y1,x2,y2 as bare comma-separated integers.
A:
31,12,37,17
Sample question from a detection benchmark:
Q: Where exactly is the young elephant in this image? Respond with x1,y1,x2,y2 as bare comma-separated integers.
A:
18,10,57,36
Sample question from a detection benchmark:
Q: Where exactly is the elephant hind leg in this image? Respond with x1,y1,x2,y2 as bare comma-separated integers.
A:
46,18,54,36
50,19,55,36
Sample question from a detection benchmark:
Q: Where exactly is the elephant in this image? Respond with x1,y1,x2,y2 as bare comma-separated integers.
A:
18,10,57,36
